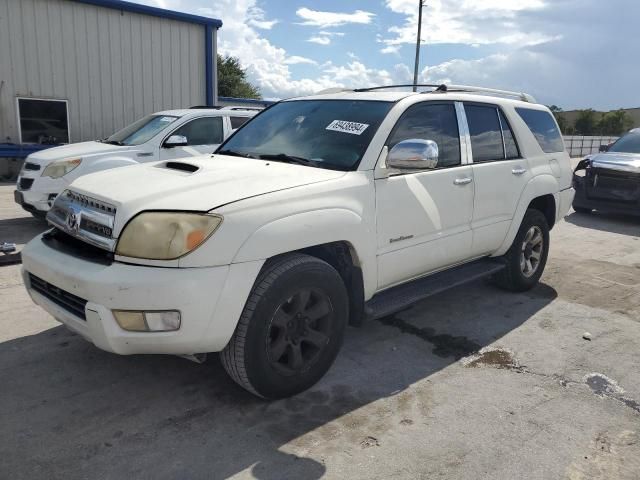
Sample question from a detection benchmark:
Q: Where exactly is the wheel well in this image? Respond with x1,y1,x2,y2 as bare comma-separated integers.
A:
528,195,556,229
297,242,365,327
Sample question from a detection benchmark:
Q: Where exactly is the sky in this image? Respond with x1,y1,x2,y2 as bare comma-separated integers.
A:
137,0,639,110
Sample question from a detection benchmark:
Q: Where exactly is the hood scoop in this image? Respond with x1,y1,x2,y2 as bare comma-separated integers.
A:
162,161,200,173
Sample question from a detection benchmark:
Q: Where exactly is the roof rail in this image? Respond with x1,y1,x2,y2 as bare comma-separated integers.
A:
441,84,536,103
316,83,536,103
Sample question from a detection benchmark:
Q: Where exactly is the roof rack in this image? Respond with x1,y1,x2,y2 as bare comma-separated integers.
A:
189,105,264,111
325,83,536,103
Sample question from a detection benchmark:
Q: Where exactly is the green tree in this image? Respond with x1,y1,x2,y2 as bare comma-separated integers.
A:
597,109,633,136
217,54,261,99
574,109,598,135
547,105,570,134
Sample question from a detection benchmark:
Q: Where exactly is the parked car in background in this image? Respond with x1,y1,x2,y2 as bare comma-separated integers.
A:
21,84,573,399
14,106,259,217
573,128,640,216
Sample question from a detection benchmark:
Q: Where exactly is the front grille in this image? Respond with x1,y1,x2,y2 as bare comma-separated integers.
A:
42,228,113,265
18,178,34,190
24,162,41,171
29,273,88,320
65,190,117,215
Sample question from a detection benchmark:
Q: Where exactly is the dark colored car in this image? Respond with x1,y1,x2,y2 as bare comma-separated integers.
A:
572,129,640,216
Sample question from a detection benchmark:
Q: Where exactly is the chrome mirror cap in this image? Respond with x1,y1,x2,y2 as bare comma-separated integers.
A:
164,135,188,148
387,139,439,170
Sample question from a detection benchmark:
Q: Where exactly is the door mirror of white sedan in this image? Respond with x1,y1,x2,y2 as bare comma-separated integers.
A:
387,139,439,170
164,135,188,148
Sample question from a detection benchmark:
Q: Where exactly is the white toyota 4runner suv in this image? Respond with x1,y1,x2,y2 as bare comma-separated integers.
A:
21,85,574,399
14,106,258,217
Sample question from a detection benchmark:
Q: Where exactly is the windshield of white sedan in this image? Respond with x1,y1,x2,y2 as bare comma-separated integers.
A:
105,115,178,146
217,100,393,171
609,131,640,154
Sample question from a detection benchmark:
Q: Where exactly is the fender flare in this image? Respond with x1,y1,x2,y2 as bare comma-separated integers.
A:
494,174,559,256
233,208,377,298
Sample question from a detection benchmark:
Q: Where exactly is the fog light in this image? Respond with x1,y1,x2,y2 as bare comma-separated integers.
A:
113,310,181,332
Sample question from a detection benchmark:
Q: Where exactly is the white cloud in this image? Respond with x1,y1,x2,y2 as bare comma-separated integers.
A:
308,36,331,45
296,7,375,28
283,56,318,66
382,0,549,49
318,31,345,37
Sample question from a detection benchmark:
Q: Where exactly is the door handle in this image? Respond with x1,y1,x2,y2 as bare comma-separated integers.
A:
512,167,527,175
454,178,473,185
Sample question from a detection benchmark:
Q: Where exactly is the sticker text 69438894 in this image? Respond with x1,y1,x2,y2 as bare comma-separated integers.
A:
326,120,370,136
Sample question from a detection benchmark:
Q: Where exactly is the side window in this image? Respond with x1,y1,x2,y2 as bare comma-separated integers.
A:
230,116,249,129
499,110,520,159
516,108,565,153
465,104,504,162
171,117,224,146
388,103,461,168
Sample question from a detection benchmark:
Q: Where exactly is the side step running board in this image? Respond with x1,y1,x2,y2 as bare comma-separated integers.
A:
365,258,505,320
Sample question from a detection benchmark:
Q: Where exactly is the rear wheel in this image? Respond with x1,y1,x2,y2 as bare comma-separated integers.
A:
220,253,348,399
494,209,550,292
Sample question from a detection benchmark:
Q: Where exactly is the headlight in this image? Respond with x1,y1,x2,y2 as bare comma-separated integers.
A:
41,158,82,178
115,211,222,260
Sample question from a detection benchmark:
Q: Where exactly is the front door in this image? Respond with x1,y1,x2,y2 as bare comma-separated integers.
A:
159,116,225,160
375,102,474,290
463,103,532,256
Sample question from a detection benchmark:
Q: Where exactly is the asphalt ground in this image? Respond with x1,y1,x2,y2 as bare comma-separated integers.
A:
1,181,639,480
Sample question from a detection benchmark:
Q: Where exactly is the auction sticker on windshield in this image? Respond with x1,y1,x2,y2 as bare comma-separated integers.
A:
326,120,369,135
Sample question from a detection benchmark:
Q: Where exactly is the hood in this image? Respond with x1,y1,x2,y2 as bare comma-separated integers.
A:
589,152,640,174
69,155,346,233
26,141,139,165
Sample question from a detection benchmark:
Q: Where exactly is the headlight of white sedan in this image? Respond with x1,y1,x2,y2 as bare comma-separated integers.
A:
115,212,223,260
41,158,82,178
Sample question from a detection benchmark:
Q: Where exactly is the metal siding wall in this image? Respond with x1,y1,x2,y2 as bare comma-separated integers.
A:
0,0,207,144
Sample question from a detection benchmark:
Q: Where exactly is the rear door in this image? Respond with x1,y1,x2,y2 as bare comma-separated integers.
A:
464,103,531,256
159,116,225,160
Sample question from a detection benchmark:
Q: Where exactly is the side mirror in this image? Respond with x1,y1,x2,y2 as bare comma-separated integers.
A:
599,143,610,153
387,139,439,170
164,135,188,148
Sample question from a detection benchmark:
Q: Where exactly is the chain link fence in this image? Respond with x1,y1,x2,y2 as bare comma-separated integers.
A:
564,136,619,158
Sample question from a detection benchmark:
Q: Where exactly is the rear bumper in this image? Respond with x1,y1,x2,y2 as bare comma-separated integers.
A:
21,234,263,355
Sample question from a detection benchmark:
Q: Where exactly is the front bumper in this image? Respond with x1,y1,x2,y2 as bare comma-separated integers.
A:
21,234,262,355
573,170,640,216
16,171,68,213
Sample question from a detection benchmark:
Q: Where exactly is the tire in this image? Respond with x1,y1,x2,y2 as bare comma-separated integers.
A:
220,253,349,399
494,209,550,292
573,205,592,214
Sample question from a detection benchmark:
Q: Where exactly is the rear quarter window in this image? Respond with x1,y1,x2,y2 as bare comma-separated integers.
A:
516,108,565,153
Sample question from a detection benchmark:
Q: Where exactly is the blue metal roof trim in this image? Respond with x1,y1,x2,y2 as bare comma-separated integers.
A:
70,0,222,28
0,144,57,159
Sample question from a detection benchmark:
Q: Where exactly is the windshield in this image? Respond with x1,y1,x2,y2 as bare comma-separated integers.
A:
217,100,394,170
609,131,640,154
106,114,179,146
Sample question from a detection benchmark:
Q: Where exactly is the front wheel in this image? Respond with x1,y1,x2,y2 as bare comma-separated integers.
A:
220,253,348,399
494,209,550,292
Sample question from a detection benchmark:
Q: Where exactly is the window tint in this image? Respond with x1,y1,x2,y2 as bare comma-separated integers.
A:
388,103,461,167
608,131,640,154
499,110,519,159
172,117,223,145
465,105,504,162
18,98,69,144
230,116,249,129
516,108,565,153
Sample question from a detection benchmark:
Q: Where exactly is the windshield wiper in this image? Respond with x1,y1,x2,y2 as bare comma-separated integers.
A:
217,149,258,159
258,153,322,168
103,139,124,146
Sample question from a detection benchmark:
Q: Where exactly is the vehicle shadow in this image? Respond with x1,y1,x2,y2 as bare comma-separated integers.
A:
0,281,557,480
565,211,640,237
0,217,48,247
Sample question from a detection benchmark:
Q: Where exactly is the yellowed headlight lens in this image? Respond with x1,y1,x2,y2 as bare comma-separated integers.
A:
41,158,82,178
115,212,222,260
